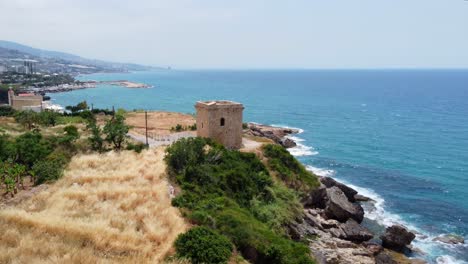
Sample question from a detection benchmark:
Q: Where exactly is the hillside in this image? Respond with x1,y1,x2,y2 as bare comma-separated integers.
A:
0,40,155,74
0,148,187,263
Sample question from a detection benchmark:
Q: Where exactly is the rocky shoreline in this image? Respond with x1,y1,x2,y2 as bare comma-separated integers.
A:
245,122,299,148
295,176,424,264
247,122,434,263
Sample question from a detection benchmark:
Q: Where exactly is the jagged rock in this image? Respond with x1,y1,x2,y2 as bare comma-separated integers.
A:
432,234,465,245
338,219,373,243
279,138,297,148
320,218,340,229
375,252,398,264
302,184,328,209
329,227,346,238
354,194,374,202
304,210,324,230
324,187,364,223
380,225,416,252
320,177,358,202
288,220,319,241
246,123,299,147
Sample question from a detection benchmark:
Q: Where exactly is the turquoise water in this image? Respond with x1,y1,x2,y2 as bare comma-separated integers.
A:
50,70,468,263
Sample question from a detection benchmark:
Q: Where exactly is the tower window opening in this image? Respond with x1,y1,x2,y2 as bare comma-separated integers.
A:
220,118,225,126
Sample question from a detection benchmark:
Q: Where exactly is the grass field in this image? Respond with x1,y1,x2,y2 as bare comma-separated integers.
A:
0,148,187,263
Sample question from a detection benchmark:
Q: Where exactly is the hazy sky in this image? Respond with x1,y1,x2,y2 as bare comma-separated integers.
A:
0,0,467,69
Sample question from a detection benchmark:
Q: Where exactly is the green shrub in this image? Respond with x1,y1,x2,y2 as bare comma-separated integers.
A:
166,138,315,264
263,144,319,193
103,114,129,150
175,226,233,264
164,137,207,175
0,105,15,117
15,132,52,168
38,111,60,127
0,133,15,161
87,121,105,152
32,153,67,184
126,142,147,153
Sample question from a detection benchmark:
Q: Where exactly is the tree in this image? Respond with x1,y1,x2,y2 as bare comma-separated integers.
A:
65,101,88,114
103,114,129,150
14,110,39,130
38,110,60,127
87,121,104,152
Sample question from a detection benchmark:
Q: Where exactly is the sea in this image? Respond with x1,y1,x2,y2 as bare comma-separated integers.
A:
49,69,468,263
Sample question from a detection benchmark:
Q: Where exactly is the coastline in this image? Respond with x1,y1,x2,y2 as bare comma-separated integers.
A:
24,79,152,95
258,124,467,264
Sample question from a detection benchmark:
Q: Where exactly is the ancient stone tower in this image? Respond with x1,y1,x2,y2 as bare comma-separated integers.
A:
195,100,244,149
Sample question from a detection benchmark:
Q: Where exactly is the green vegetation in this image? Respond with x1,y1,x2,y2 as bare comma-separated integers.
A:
165,138,316,264
175,226,233,264
0,105,15,117
65,100,88,114
170,123,197,132
263,144,320,193
103,114,129,150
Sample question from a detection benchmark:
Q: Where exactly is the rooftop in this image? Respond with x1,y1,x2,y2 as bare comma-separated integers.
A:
196,100,243,108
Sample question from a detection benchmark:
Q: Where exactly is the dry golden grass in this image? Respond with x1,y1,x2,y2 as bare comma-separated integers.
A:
0,148,187,264
125,111,196,136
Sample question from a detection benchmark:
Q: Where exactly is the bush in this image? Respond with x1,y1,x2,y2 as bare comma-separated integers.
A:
263,144,320,193
175,226,233,264
32,153,67,184
38,111,60,127
166,138,315,264
15,132,52,168
126,142,147,153
0,105,15,117
0,133,15,161
87,121,104,152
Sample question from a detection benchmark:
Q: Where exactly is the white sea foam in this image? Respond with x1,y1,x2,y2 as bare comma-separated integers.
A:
270,124,305,134
305,165,335,177
286,136,319,156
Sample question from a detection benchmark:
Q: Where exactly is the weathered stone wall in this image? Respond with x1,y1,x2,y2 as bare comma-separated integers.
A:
195,101,244,149
10,96,42,111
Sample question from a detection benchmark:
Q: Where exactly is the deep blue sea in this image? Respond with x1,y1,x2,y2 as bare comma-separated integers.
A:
50,70,468,263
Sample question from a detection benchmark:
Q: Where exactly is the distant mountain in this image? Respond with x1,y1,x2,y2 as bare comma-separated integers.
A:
0,40,82,61
0,40,155,72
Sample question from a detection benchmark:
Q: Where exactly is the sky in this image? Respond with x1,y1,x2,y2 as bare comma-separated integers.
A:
0,0,467,69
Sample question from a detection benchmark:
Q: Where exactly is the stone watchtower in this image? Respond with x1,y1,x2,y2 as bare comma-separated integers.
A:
195,100,244,149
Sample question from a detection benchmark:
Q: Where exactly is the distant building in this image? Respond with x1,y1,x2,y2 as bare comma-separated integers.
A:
23,60,36,74
0,65,6,73
195,100,244,149
8,88,43,112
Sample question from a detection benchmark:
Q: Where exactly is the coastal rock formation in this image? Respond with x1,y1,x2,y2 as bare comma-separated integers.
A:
245,123,299,148
320,177,358,202
302,184,328,209
380,225,416,252
432,234,465,245
324,187,364,223
287,175,424,264
354,194,374,202
337,219,374,243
